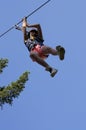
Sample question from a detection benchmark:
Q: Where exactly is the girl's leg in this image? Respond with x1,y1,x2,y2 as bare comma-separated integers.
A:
41,45,65,60
41,45,58,55
30,51,58,77
30,51,50,68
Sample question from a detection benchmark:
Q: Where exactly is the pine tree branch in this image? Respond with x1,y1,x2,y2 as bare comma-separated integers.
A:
0,58,8,73
0,58,30,109
0,71,29,109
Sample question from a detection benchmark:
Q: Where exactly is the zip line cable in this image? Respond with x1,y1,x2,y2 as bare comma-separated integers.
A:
0,0,51,38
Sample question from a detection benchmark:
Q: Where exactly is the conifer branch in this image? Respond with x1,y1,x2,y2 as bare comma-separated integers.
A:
0,58,29,109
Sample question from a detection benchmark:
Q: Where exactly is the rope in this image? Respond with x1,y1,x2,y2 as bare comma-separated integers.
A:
0,0,51,38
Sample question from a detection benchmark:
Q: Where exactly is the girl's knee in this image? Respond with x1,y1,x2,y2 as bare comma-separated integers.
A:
30,52,38,61
30,52,35,58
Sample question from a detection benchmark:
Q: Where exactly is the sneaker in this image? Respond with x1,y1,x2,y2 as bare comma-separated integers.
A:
56,45,65,60
50,68,58,77
45,67,58,77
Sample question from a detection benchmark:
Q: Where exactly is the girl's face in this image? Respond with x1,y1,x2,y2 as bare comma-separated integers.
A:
30,31,38,37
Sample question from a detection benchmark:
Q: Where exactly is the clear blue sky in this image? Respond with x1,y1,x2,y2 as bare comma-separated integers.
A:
0,0,86,130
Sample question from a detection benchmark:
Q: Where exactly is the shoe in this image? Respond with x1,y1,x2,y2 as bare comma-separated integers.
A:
50,68,58,77
45,67,58,77
56,45,65,60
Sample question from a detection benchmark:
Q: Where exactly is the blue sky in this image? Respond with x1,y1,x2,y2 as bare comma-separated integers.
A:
0,0,86,130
